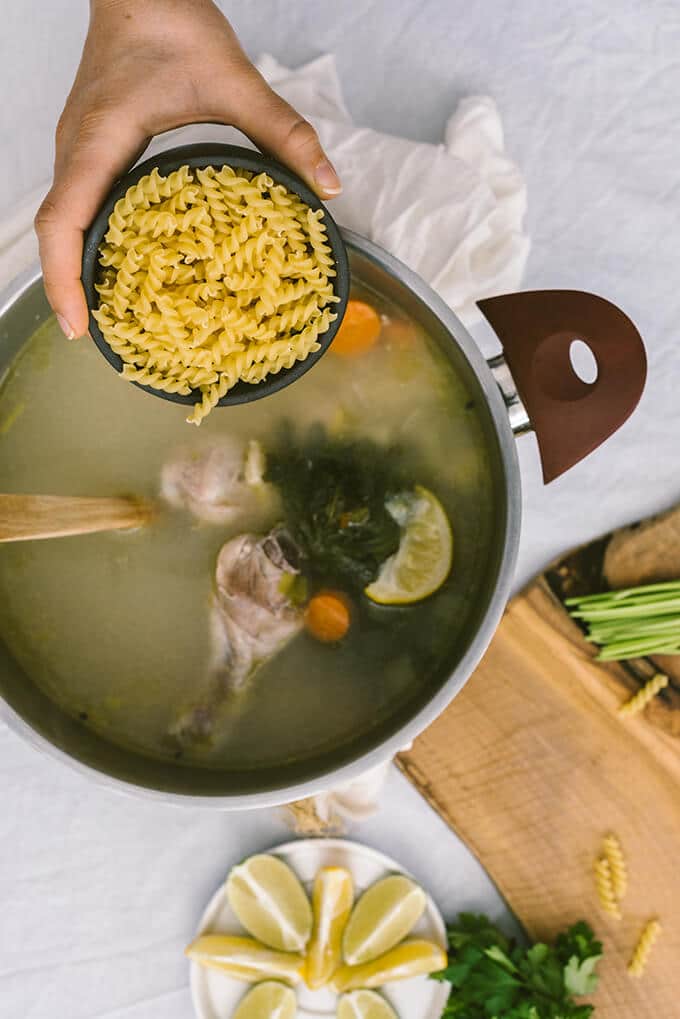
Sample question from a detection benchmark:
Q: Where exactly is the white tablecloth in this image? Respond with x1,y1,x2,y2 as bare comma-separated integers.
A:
2,2,680,1016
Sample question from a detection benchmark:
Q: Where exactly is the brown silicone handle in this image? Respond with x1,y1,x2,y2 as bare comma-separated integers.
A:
477,290,647,483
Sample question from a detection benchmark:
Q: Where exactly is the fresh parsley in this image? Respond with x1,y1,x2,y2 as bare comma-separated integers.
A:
431,914,602,1019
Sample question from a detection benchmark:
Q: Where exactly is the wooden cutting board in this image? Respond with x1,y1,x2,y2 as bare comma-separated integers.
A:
398,507,680,1019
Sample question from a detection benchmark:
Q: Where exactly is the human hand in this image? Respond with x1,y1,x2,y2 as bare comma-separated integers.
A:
35,0,341,340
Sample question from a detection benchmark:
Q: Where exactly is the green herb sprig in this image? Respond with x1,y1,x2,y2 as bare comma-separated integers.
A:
432,914,602,1019
567,580,680,660
267,426,405,591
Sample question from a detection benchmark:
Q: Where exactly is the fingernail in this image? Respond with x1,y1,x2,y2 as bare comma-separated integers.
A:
56,313,75,340
314,160,342,196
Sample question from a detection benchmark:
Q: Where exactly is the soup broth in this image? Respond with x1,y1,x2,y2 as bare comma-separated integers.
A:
0,280,493,769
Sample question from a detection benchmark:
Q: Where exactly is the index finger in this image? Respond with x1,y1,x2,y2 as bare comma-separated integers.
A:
35,113,149,338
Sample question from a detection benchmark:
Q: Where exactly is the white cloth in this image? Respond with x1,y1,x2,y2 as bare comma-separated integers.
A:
0,54,529,330
262,55,529,326
291,760,398,829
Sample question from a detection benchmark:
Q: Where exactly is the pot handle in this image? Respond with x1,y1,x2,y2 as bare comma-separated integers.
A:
478,290,647,483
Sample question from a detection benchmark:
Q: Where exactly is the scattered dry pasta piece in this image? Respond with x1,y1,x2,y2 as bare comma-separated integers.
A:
93,165,340,424
593,857,621,919
627,919,661,977
602,833,627,902
618,672,668,717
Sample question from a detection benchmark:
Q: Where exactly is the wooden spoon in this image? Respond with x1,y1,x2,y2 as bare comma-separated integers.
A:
0,494,154,543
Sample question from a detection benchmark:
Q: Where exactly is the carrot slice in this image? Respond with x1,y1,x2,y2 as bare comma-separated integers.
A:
331,300,381,357
304,590,352,643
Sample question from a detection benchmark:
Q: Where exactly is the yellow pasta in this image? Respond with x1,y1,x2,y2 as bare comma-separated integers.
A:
93,164,340,424
593,857,621,918
602,833,627,901
627,919,661,977
618,673,668,717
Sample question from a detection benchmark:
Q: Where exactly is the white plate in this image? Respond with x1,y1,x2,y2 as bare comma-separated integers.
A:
191,838,450,1019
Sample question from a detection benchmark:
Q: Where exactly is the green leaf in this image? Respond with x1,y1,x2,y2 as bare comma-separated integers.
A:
504,1004,542,1019
555,923,602,967
437,959,477,988
568,1006,595,1019
526,944,550,967
563,954,602,997
434,915,603,1019
484,945,518,973
485,985,521,1015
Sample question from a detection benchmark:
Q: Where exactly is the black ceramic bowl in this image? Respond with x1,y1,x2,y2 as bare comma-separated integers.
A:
81,143,350,408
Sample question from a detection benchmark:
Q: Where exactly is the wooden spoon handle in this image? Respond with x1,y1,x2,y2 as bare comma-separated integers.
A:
0,494,153,542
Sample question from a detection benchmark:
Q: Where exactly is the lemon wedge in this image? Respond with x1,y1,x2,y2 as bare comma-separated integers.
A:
364,487,452,605
332,940,447,992
337,991,399,1019
232,982,297,1019
226,854,313,952
342,876,426,966
306,866,354,989
185,934,304,985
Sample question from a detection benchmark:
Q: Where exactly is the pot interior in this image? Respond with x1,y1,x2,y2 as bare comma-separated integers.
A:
0,243,511,800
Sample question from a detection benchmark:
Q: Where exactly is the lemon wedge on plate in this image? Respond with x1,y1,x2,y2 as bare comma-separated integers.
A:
306,866,354,988
226,854,313,952
338,990,399,1019
332,939,447,992
342,875,426,966
364,487,452,606
232,982,297,1019
185,934,304,985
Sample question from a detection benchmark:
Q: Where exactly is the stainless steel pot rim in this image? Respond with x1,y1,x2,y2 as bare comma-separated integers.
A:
0,237,521,809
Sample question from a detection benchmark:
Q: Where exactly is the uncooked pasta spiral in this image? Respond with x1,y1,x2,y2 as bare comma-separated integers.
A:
593,857,621,918
627,919,661,977
186,373,233,426
93,163,340,424
121,365,192,395
602,833,627,901
618,673,668,717
306,208,335,271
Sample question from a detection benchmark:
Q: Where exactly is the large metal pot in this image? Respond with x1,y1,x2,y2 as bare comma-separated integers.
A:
0,231,646,806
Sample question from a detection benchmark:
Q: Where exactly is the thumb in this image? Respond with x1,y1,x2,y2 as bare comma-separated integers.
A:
35,112,149,339
230,70,342,199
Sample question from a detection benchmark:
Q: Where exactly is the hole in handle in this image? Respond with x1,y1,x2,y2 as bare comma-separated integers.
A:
534,331,597,402
569,339,598,385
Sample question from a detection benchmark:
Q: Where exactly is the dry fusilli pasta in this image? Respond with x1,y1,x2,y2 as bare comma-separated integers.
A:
593,856,621,918
618,673,668,717
93,164,340,424
602,834,627,901
627,919,661,977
